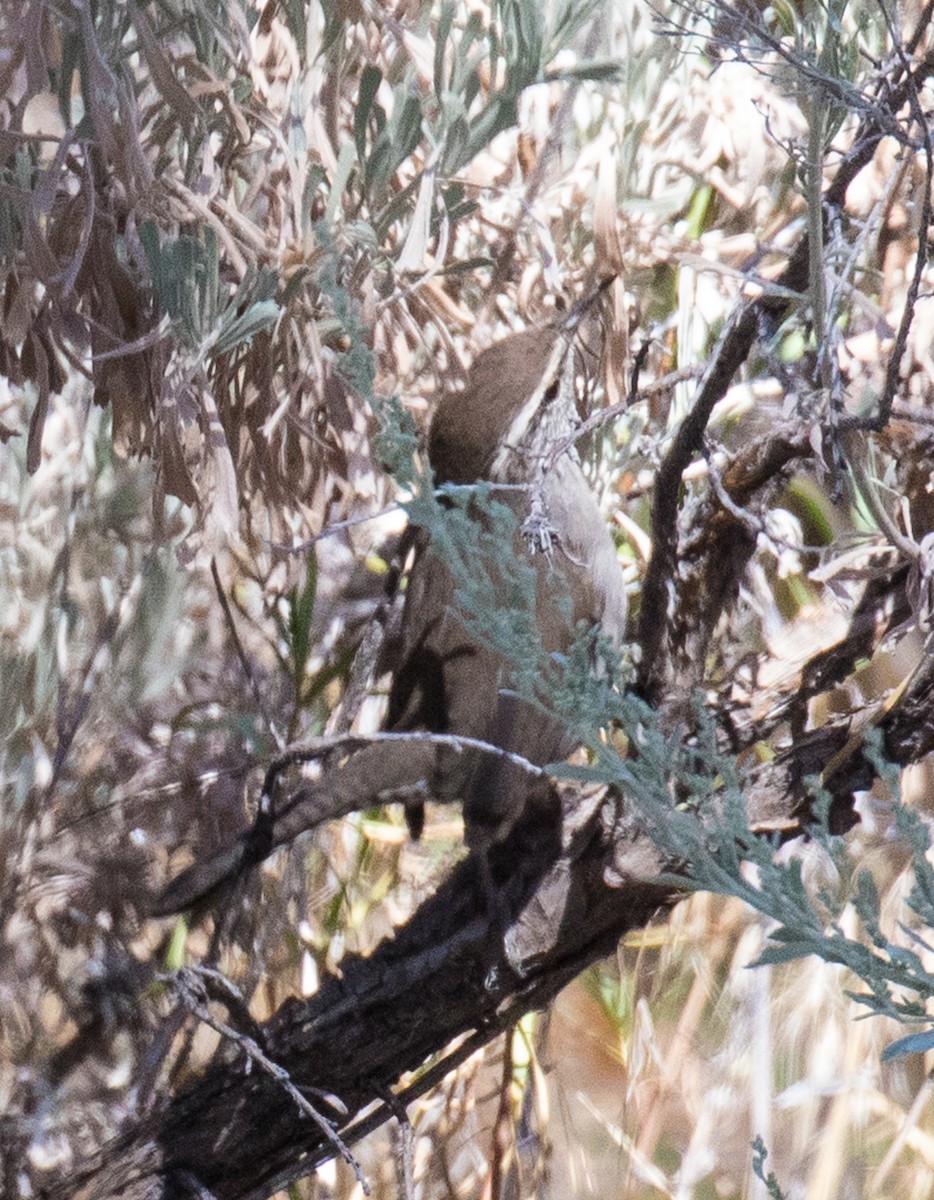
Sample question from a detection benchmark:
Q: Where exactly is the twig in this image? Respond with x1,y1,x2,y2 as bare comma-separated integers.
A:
261,730,548,795
484,1028,515,1200
634,45,934,704
892,404,934,426
211,557,285,750
906,1,934,58
626,338,653,409
847,4,934,432
165,966,367,1193
547,362,706,469
262,502,406,553
636,301,761,703
250,731,550,851
155,730,553,914
277,954,590,1195
379,1088,416,1200
702,444,763,536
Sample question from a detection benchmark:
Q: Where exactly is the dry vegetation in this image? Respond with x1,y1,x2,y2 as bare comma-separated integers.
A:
3,0,934,1197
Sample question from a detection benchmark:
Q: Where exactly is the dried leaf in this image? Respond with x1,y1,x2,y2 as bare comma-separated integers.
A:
158,410,199,507
602,278,629,408
396,168,435,274
129,1,199,126
201,388,240,552
24,332,50,473
594,152,625,275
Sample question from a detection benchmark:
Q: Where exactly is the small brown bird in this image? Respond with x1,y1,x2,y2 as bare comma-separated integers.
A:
151,312,628,917
387,321,628,854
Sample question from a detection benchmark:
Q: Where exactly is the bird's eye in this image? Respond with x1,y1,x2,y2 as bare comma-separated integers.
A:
542,379,559,403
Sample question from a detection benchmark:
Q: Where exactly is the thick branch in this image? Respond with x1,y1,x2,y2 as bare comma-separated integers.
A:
56,798,673,1200
50,630,934,1200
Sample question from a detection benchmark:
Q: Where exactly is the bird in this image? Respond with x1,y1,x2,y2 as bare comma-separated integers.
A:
151,305,628,918
386,315,628,856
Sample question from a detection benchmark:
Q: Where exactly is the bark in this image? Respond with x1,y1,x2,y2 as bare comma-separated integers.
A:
47,634,934,1200
56,795,674,1200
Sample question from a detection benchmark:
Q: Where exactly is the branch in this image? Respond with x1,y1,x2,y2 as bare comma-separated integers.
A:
635,49,934,705
151,732,552,916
